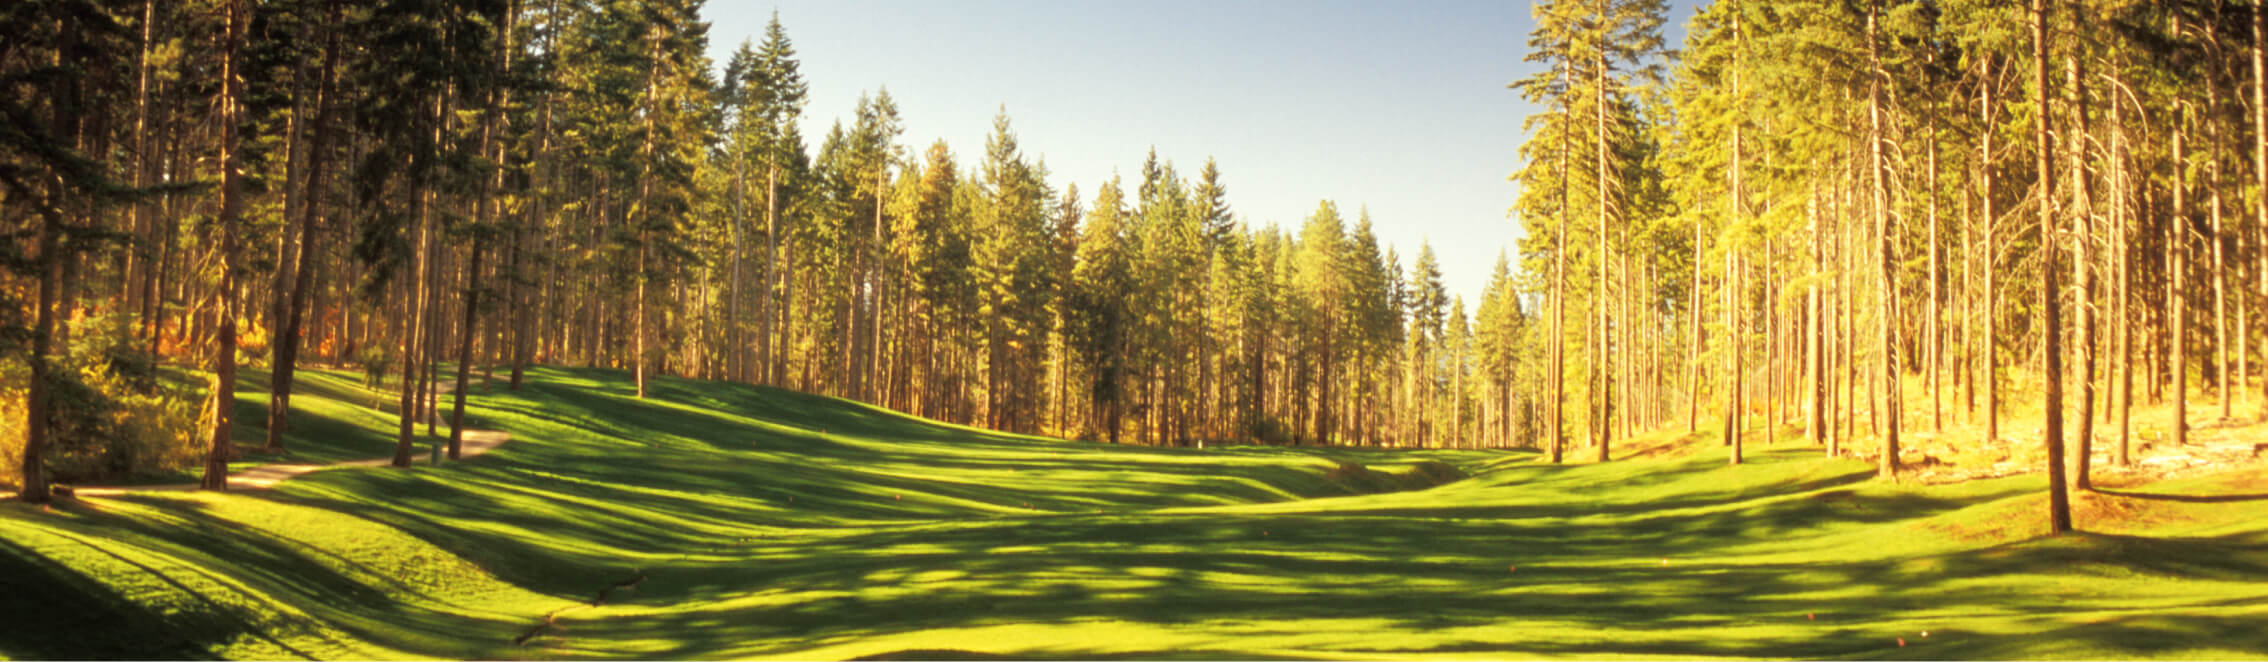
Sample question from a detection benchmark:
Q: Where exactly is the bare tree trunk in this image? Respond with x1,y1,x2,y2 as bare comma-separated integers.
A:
635,233,649,398
453,0,518,453
2114,86,2134,467
727,143,746,383
632,29,663,400
2255,0,2268,415
1726,29,1744,461
1959,173,1972,419
450,238,485,455
267,0,343,452
2175,105,2191,450
2068,53,2096,491
1840,170,1856,456
393,154,435,465
422,227,445,434
1689,208,1706,437
513,0,560,391
1810,183,1826,448
1595,53,1613,463
1726,250,1742,464
1767,237,1778,446
123,0,156,343
871,168,888,398
2034,0,2073,533
1550,61,1570,465
1927,50,1942,435
1868,1,1901,480
18,193,62,502
1982,54,2000,444
767,166,786,386
203,0,251,491
2212,80,2232,421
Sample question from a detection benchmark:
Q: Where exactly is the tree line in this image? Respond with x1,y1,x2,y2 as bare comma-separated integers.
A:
13,0,2250,535
1520,0,2268,532
4,0,1537,502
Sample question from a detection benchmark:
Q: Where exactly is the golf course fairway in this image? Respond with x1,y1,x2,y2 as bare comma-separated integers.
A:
5,367,2267,660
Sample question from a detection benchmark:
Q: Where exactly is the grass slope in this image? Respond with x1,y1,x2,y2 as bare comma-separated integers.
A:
4,366,2267,660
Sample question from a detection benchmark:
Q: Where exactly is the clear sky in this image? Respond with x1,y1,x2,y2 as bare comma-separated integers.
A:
702,0,1700,307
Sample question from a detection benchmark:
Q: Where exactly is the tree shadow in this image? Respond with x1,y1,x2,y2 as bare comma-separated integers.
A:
20,364,2268,659
0,532,227,660
2096,489,2268,503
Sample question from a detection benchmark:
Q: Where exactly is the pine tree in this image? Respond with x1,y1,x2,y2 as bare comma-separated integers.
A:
1072,177,1132,443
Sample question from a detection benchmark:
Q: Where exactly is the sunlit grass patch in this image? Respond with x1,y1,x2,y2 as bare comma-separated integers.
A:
7,365,2268,659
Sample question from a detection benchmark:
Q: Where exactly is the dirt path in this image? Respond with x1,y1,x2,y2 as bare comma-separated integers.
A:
74,428,512,497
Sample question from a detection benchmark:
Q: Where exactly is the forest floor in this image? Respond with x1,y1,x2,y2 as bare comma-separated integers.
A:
4,367,2268,660
1632,374,2268,487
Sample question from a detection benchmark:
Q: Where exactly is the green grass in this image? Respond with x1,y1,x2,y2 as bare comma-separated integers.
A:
5,366,2268,660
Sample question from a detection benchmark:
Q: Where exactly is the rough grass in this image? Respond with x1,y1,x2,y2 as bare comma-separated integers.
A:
4,366,2268,660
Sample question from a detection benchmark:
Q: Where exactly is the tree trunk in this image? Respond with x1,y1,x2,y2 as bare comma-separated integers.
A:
18,195,62,502
1595,52,1613,463
1868,1,1901,480
2256,0,2268,416
202,0,252,491
2175,105,2191,450
451,238,485,455
422,231,445,434
1810,183,1827,448
1689,206,1704,435
1927,50,1942,435
124,0,156,346
513,0,562,391
2034,0,2073,534
768,166,786,386
452,0,517,452
1726,31,1744,463
1551,61,1570,465
1767,236,1777,447
393,160,435,465
1726,250,1742,464
2069,53,2095,491
2114,87,2134,467
871,168,888,398
2212,81,2231,421
267,0,343,452
1982,54,2000,444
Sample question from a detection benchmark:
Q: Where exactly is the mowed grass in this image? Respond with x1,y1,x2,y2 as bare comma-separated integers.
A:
4,366,2268,660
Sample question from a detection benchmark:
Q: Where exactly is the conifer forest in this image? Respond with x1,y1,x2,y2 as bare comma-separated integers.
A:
6,0,2268,659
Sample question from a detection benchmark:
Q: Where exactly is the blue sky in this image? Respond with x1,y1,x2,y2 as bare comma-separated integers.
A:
703,0,1700,306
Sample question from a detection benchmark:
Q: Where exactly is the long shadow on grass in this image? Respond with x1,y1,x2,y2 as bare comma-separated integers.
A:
97,495,536,659
202,366,2268,659
549,476,2047,658
448,371,1465,516
0,532,225,660
2096,488,2268,503
721,525,2258,659
1858,532,2268,659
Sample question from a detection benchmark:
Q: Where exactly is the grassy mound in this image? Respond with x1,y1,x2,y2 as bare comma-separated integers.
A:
5,366,2268,659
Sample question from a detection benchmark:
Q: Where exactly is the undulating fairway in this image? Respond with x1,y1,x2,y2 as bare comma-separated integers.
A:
5,367,2268,660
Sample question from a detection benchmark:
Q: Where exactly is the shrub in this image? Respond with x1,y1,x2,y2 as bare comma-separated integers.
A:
1,389,21,492
0,313,200,487
358,346,392,387
1247,416,1295,446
